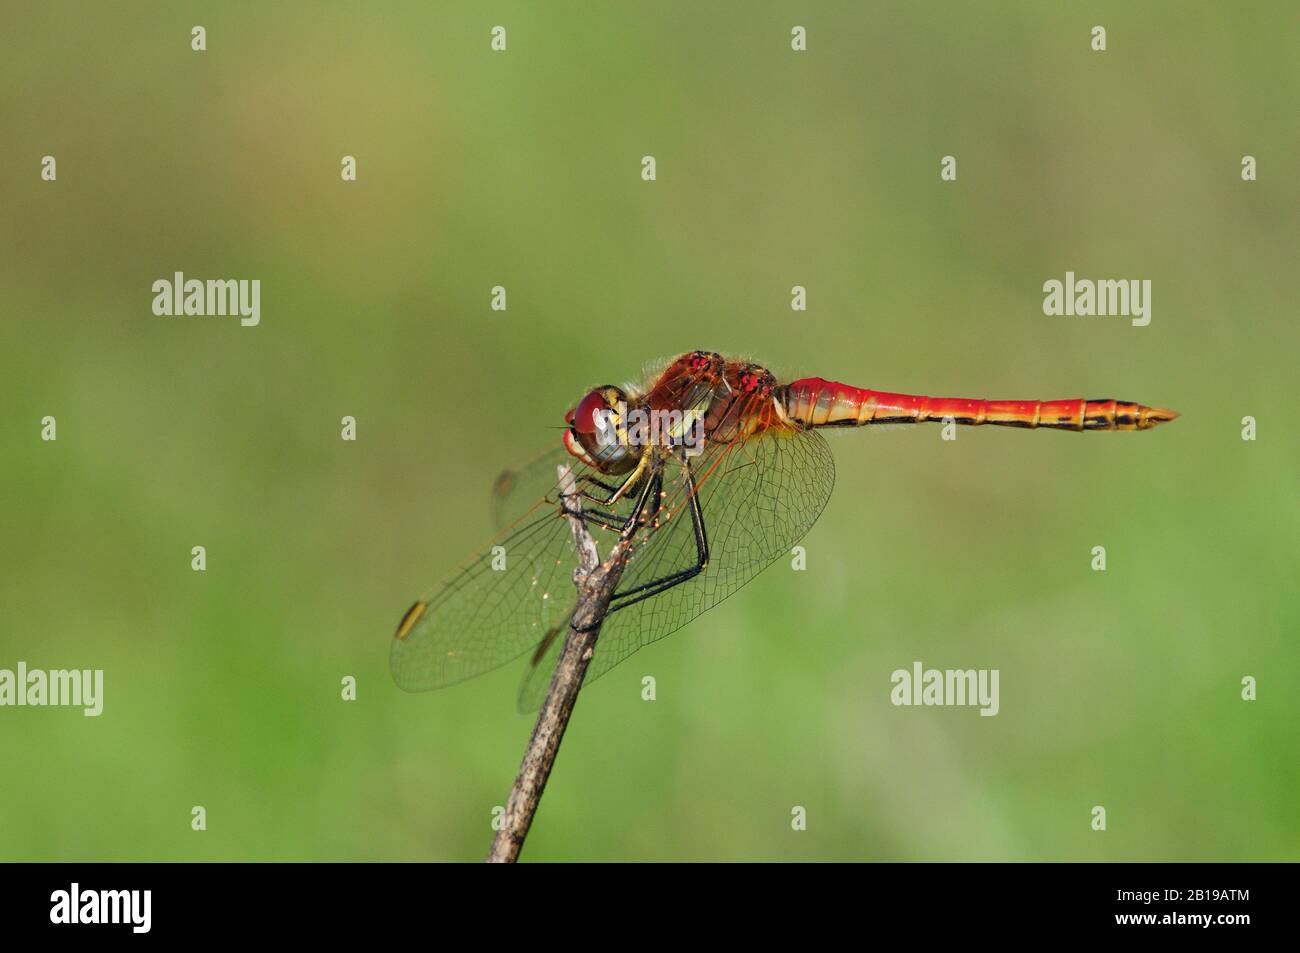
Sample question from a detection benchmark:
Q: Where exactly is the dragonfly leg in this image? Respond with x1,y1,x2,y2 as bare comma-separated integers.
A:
570,470,662,533
575,475,622,502
576,508,626,531
606,453,650,504
641,470,665,526
572,460,649,509
579,458,709,625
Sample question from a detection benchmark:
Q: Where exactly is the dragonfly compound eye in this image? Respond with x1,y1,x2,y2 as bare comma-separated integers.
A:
571,387,620,434
565,386,635,471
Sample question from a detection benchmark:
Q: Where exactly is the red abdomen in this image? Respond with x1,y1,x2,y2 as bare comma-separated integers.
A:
782,378,1178,431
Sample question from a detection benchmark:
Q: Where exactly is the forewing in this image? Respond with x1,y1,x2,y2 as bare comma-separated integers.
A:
517,426,835,710
490,447,576,530
390,500,580,691
394,439,642,693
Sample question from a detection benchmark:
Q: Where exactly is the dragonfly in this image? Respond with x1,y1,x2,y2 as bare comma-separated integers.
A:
391,350,1177,711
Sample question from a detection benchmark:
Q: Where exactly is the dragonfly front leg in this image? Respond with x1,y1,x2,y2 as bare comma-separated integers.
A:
573,454,649,507
567,449,656,528
569,465,660,538
575,475,622,502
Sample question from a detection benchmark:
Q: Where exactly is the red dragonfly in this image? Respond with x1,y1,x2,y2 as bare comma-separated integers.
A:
391,351,1177,710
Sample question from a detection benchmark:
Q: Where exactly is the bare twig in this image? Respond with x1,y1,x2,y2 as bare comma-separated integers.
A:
485,464,633,863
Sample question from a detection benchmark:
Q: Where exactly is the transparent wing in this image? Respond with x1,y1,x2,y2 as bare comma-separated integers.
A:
517,425,835,710
390,450,641,692
490,446,576,530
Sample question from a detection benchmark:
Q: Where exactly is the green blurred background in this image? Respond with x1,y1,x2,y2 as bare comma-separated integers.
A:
2,2,1296,861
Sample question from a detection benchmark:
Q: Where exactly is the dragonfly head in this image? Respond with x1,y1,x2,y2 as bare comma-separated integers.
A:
564,385,637,473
